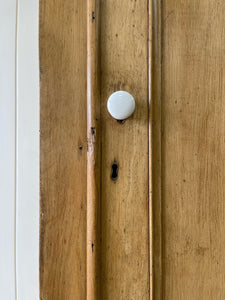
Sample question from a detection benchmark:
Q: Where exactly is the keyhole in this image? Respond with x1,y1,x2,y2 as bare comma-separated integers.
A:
111,161,118,182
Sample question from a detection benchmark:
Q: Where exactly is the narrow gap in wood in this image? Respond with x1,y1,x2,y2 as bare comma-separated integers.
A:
151,0,163,299
148,0,152,298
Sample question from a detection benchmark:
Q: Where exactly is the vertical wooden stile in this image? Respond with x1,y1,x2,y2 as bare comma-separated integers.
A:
87,0,101,299
40,1,87,298
100,1,150,298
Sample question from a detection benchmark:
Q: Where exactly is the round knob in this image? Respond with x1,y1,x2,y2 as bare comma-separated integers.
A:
107,91,135,120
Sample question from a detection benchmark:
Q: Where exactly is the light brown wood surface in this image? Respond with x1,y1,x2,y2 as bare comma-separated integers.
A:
40,0,150,298
40,0,225,299
39,1,87,299
100,0,150,299
157,0,225,299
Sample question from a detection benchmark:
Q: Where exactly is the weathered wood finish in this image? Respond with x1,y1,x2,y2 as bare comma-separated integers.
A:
159,0,225,298
40,0,225,298
39,1,87,299
40,0,150,298
87,0,101,299
100,0,150,298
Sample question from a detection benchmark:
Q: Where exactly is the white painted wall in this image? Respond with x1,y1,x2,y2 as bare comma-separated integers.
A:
0,1,17,298
0,0,39,299
16,0,39,299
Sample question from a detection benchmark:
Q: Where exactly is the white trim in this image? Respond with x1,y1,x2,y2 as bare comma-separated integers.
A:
0,1,39,299
16,0,39,299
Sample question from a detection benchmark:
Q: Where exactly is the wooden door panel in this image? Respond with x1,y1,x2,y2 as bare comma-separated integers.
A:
158,0,225,299
39,1,87,299
39,0,225,299
40,0,150,299
100,0,150,299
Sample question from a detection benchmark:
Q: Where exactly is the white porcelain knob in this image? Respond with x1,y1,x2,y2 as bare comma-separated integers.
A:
107,91,135,120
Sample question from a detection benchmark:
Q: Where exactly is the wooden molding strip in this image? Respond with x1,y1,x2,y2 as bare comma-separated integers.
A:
87,0,101,299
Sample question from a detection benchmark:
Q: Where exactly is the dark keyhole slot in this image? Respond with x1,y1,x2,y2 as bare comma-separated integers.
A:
111,162,118,182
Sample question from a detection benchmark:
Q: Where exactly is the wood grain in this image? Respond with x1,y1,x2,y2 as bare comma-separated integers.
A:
100,0,150,299
39,1,87,299
158,0,225,298
87,0,101,299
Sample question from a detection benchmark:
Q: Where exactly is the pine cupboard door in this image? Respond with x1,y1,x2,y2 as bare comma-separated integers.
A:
39,1,225,300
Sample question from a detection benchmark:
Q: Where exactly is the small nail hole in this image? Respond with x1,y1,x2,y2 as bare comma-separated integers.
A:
91,127,96,135
111,161,119,181
92,11,95,22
